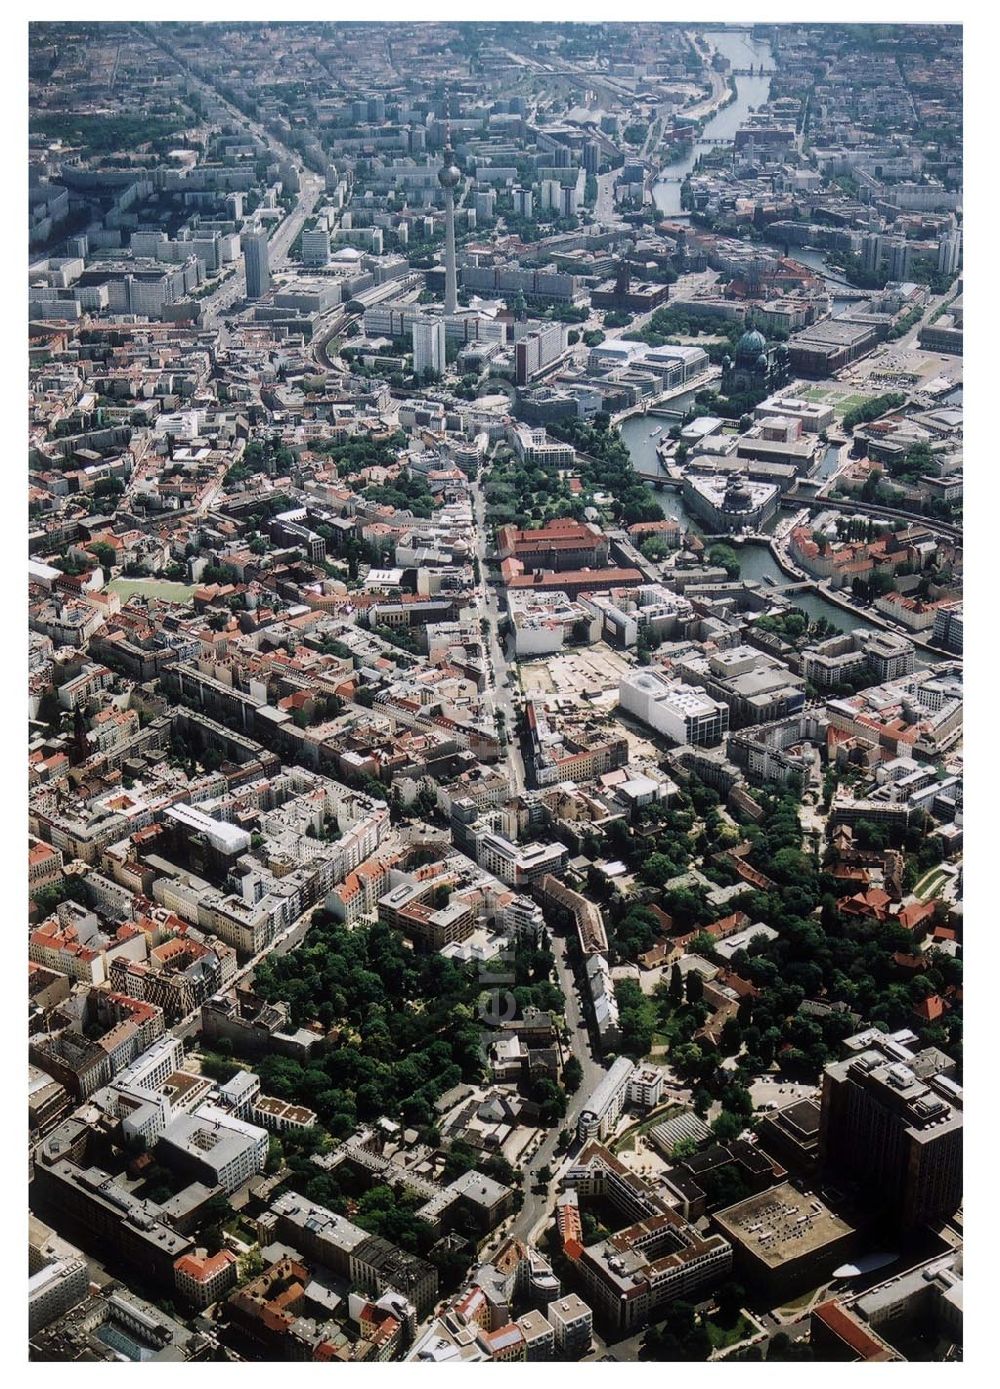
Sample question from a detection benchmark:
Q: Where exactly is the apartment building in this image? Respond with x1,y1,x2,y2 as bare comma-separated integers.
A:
517,1309,555,1360
497,516,609,572
351,1237,439,1318
253,1095,318,1135
156,1103,269,1194
628,1067,666,1110
268,1190,369,1279
675,645,806,728
576,1056,635,1143
565,1144,732,1335
28,1220,89,1334
173,1249,239,1309
514,322,568,386
801,630,915,689
378,878,476,951
242,228,271,299
413,316,446,377
32,1150,193,1289
508,424,576,467
546,1295,593,1359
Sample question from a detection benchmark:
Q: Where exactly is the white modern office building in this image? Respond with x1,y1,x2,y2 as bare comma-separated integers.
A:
618,669,729,746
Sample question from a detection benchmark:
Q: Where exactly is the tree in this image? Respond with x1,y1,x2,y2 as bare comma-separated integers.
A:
707,543,740,580
641,852,678,889
202,1224,226,1256
641,1300,711,1362
89,541,117,579
711,1109,744,1144
198,1192,233,1229
32,877,89,916
719,1017,742,1057
671,1135,699,1160
716,1281,746,1326
640,534,669,562
702,1160,752,1210
36,688,63,732
685,970,704,1005
855,819,890,851
617,980,658,1058
238,1248,265,1285
842,392,906,433
669,962,684,1005
767,1332,814,1362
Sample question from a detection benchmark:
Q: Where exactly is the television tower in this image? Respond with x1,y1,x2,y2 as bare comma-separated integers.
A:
438,97,462,316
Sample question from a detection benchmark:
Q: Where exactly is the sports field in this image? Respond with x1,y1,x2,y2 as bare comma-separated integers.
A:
108,578,197,603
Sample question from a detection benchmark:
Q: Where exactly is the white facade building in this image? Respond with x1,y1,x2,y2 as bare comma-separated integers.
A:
547,1295,593,1358
577,1055,634,1143
618,669,729,746
413,316,446,377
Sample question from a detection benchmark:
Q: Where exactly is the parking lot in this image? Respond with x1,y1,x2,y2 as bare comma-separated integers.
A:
519,643,634,700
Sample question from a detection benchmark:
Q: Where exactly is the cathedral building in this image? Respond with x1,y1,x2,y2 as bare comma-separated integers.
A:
721,324,790,399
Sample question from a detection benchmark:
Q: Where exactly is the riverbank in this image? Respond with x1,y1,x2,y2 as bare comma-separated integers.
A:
652,30,775,216
742,535,958,660
611,369,722,429
807,577,959,660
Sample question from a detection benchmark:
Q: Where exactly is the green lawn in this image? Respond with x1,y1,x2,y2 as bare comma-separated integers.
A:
800,386,870,418
914,867,949,901
831,393,868,418
705,1314,754,1351
109,578,197,603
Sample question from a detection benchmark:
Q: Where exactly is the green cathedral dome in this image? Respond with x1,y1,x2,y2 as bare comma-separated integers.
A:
735,327,767,362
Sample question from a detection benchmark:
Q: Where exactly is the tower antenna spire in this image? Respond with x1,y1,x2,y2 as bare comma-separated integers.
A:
438,87,461,316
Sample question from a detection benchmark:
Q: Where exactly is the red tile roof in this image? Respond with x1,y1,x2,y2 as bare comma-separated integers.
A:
913,993,947,1022
175,1249,237,1282
813,1301,893,1361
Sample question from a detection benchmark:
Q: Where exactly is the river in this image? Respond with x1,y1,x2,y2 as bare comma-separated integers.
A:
648,39,853,315
618,412,946,663
784,245,860,314
652,29,775,217
622,32,950,663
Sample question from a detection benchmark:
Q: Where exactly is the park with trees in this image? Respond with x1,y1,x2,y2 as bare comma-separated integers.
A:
571,761,961,1137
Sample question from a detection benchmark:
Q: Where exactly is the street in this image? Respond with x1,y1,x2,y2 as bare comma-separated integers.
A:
466,455,614,1246
506,922,608,1245
142,23,324,328
469,460,526,794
